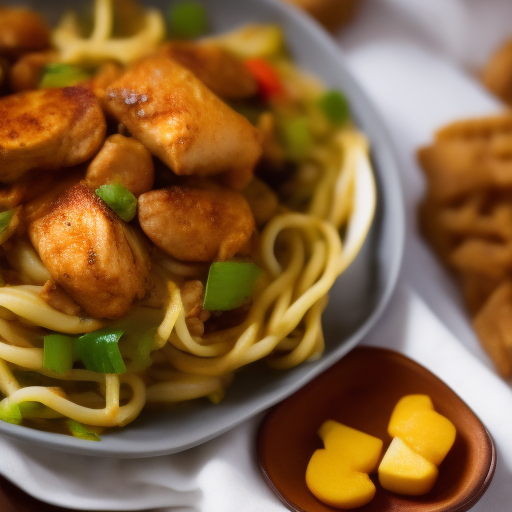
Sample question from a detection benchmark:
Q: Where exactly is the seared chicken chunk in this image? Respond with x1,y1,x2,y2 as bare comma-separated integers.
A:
22,171,83,227
9,51,57,92
158,41,257,99
0,87,106,182
0,8,51,59
138,179,255,262
29,183,149,319
86,134,154,197
103,55,262,189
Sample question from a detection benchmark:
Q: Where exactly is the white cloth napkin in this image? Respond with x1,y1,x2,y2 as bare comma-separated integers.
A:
2,1,512,510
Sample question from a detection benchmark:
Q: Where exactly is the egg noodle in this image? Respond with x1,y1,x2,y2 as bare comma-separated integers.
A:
0,0,375,435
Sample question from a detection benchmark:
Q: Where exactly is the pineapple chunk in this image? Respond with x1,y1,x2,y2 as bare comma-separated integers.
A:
379,437,439,496
306,421,383,508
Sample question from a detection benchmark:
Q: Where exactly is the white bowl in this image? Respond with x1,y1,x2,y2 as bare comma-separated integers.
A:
0,0,404,457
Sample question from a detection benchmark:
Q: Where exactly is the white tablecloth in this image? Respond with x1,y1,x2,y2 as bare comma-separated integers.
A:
1,0,512,510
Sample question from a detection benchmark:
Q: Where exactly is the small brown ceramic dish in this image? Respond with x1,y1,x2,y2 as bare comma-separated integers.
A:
257,346,496,512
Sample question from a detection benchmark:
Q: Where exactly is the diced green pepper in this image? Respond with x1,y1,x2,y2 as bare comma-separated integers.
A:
203,261,262,311
169,1,209,39
319,90,350,126
66,419,101,441
95,184,137,222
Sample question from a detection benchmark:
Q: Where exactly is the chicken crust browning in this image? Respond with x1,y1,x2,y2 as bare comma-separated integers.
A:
86,134,154,197
0,87,107,183
158,41,257,99
138,180,256,262
103,55,262,189
29,183,149,319
0,8,51,59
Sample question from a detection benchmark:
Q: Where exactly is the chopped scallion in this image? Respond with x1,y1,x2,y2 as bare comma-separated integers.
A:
43,334,74,374
19,401,60,419
0,400,22,425
115,307,163,372
39,63,90,89
280,116,313,161
66,419,101,441
203,261,262,311
122,327,155,372
0,210,14,236
77,328,126,374
95,184,137,222
319,90,349,126
169,1,209,39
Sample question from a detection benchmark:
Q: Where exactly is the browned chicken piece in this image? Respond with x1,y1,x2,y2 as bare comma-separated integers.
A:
29,183,149,319
0,8,51,59
83,62,123,102
138,179,256,262
40,280,81,316
158,41,257,99
86,134,154,197
103,55,262,190
22,171,83,228
241,177,279,227
0,87,106,183
9,51,56,92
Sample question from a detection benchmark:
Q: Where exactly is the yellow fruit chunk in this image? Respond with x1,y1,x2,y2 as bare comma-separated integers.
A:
378,437,439,495
306,449,376,509
388,395,456,466
388,394,434,431
319,420,383,473
391,410,456,466
306,421,383,508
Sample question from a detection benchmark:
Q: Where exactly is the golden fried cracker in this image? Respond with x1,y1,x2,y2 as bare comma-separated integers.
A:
436,191,512,241
473,280,512,378
450,238,512,280
459,271,501,316
418,113,512,379
418,114,512,203
418,198,461,265
482,39,512,106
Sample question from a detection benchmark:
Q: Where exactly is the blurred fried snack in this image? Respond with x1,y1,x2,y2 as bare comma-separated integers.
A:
418,113,512,377
482,39,512,105
283,0,362,32
474,281,512,377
